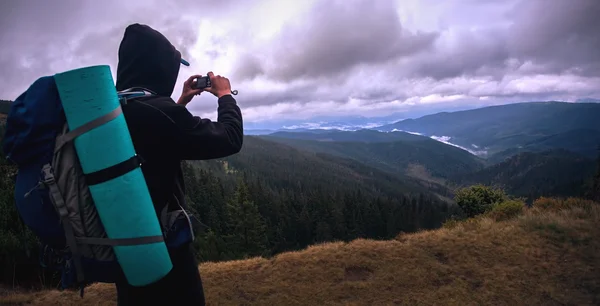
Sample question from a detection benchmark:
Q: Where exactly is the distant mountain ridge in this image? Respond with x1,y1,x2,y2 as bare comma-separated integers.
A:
262,130,485,183
192,135,455,201
244,113,406,132
453,149,596,201
268,129,428,143
3,98,595,203
575,97,600,103
378,101,600,159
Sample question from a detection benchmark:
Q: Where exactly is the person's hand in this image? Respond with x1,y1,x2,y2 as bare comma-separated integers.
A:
205,71,232,98
177,74,203,106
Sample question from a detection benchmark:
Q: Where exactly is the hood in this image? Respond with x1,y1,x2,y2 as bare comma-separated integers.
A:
116,23,186,97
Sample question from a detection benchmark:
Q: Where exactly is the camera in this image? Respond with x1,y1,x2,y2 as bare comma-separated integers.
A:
192,76,211,89
191,75,239,95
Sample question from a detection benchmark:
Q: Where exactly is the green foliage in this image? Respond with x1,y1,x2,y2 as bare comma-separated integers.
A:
268,129,431,143
487,200,525,221
222,179,269,258
454,185,507,218
442,215,462,229
454,150,596,203
180,137,461,264
263,131,485,181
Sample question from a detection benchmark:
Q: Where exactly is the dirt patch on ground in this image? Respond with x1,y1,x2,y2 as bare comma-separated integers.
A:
344,266,374,282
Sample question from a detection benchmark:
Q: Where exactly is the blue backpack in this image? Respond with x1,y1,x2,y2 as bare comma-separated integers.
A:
1,76,199,296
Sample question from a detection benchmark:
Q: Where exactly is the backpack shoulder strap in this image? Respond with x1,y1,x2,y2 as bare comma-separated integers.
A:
117,87,156,105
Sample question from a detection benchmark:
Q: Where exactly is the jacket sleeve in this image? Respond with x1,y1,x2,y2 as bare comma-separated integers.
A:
168,94,243,160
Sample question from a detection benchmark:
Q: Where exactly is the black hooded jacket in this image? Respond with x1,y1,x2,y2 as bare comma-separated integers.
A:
115,24,243,216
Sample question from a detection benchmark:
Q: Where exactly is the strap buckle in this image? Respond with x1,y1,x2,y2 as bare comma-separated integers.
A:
41,164,55,184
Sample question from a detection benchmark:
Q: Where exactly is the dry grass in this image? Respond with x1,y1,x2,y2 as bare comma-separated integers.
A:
2,198,599,306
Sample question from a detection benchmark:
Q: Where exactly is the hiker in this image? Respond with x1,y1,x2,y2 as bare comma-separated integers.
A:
113,23,243,305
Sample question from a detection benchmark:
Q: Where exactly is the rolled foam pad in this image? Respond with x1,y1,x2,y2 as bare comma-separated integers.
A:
53,65,172,286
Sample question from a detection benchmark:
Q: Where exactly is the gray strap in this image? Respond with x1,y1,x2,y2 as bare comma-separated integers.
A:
76,235,164,246
55,106,123,153
42,164,85,284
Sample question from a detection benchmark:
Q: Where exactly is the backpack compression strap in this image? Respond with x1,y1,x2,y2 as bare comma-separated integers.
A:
53,106,123,153
49,87,164,246
53,88,154,153
41,164,85,284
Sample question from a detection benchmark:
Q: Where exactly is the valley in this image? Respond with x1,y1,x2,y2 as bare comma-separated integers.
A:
0,100,599,304
261,130,485,182
237,101,599,204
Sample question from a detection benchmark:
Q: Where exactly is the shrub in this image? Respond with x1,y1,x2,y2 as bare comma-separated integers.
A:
454,185,507,218
442,216,461,229
488,200,525,221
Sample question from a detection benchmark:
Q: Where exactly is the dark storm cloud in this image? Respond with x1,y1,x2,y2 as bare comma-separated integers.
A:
405,0,600,81
0,0,237,99
234,0,438,82
350,89,405,103
506,0,600,77
1,0,599,121
233,54,265,81
188,81,348,115
405,27,510,80
230,0,600,102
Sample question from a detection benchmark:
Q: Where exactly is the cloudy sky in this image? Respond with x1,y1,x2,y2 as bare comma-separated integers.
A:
1,0,599,123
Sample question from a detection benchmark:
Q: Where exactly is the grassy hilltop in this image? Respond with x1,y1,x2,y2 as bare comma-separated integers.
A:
2,197,599,306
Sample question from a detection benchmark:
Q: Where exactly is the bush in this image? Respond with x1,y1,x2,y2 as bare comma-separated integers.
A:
488,200,525,221
454,185,507,218
442,215,461,229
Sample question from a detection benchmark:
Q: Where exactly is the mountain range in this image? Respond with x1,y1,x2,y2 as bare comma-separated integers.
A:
1,99,598,202
246,102,599,165
1,98,599,297
262,130,485,183
377,101,600,159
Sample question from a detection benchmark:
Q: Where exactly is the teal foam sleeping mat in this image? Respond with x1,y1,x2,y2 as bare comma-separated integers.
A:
53,65,172,286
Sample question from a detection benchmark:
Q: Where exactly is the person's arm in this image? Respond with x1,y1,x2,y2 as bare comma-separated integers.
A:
170,72,243,160
171,94,243,160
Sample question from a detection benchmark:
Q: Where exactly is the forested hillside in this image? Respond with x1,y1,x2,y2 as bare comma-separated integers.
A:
453,150,596,202
263,130,485,182
1,100,598,292
268,129,428,143
0,124,459,286
182,136,459,262
485,129,600,164
260,129,598,203
379,102,600,158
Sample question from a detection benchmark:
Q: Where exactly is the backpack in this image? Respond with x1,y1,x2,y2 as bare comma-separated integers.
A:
1,76,200,297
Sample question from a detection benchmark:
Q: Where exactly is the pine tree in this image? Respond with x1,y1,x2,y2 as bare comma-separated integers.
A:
224,178,268,258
